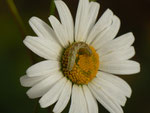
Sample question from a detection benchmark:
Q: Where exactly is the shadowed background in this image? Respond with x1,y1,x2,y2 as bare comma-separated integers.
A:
0,0,150,113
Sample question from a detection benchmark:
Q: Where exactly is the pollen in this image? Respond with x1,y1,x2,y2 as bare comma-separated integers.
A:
61,42,99,85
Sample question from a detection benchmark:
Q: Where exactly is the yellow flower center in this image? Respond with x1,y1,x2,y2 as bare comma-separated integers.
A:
61,42,99,85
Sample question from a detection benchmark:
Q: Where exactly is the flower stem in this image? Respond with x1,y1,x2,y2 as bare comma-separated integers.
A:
6,0,27,39
6,0,36,64
47,105,54,113
50,0,55,15
33,99,39,113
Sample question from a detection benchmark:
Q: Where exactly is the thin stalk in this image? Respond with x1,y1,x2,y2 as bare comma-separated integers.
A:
6,0,27,39
33,99,39,113
50,0,55,15
48,105,54,113
6,0,36,64
6,1,55,113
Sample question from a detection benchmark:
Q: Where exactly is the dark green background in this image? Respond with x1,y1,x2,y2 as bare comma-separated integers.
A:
0,0,150,113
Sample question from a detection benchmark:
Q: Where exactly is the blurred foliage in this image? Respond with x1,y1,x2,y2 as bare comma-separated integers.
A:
0,0,150,113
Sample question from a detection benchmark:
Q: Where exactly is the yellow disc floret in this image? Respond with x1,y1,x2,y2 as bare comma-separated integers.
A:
61,42,99,85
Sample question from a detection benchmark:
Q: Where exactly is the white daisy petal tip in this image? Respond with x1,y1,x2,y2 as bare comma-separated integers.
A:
39,100,48,108
126,61,141,75
23,35,62,60
39,77,67,108
106,8,113,13
20,75,27,87
28,16,35,26
20,75,34,87
134,61,141,74
94,71,133,108
126,32,135,42
54,0,74,44
26,60,60,77
26,89,35,99
29,16,37,24
114,15,121,26
100,60,140,75
86,8,114,44
104,8,114,18
28,16,47,30
23,36,35,53
127,88,132,98
23,36,30,44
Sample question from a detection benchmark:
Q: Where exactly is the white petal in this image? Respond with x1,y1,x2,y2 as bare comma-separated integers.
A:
88,83,123,113
78,86,88,113
20,75,48,87
26,71,63,99
49,15,69,48
100,46,135,63
91,15,120,50
97,71,132,98
75,0,89,42
75,1,100,42
97,32,135,57
26,60,60,77
39,77,67,108
69,84,78,113
88,2,100,29
23,36,62,60
86,9,113,44
100,60,140,75
55,0,74,43
53,80,72,113
92,77,127,106
69,85,88,113
81,2,100,41
29,17,58,42
83,85,98,113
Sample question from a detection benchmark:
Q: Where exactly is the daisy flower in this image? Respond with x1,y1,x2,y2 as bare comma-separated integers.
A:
20,0,140,113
